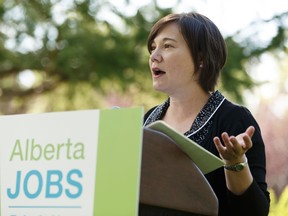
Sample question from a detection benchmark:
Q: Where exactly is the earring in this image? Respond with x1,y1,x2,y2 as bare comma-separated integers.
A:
199,64,203,68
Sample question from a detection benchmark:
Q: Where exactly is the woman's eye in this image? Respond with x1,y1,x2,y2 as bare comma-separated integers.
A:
164,44,172,48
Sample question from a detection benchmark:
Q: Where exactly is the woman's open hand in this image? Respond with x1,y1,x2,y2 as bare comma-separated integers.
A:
213,126,255,164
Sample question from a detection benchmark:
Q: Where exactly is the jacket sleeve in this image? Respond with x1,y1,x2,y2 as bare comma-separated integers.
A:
227,179,270,216
221,105,270,216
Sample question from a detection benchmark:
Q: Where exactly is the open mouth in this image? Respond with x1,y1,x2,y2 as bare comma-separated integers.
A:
153,68,166,76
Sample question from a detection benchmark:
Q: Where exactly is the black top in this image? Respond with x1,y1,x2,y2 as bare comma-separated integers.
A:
139,91,270,216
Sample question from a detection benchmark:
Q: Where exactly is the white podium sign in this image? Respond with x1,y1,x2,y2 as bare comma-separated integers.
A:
0,107,143,216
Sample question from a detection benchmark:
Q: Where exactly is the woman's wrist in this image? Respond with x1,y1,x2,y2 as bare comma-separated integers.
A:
224,157,248,172
223,156,247,166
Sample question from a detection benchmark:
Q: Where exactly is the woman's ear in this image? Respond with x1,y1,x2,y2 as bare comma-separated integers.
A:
198,54,204,69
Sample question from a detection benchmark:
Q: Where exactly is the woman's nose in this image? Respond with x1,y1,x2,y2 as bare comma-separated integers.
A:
150,50,163,62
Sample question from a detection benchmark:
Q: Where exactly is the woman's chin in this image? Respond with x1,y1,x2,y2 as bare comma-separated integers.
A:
153,84,167,93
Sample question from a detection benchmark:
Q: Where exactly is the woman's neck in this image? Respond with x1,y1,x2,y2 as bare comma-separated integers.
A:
162,90,211,134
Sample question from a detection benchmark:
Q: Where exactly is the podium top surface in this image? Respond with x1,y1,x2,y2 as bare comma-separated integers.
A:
140,128,218,216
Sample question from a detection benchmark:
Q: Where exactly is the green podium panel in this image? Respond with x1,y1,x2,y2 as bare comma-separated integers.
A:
0,107,143,216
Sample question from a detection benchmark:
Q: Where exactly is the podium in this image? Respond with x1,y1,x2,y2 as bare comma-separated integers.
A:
0,108,144,216
140,128,218,216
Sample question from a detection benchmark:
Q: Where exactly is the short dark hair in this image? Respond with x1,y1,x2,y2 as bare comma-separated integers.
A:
147,12,227,92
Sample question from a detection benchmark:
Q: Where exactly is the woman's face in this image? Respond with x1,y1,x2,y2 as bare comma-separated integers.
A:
149,23,197,96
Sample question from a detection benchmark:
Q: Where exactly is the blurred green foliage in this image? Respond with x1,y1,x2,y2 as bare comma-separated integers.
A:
0,0,287,113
